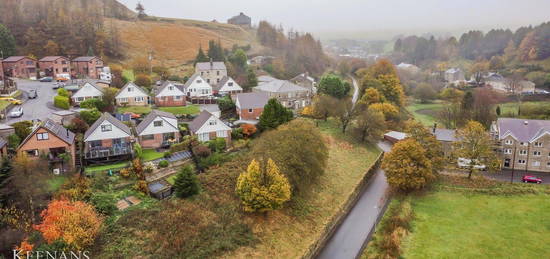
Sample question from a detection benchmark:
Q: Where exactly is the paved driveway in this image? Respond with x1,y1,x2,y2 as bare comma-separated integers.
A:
3,79,61,124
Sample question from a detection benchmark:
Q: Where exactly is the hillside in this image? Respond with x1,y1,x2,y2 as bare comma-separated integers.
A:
109,17,258,67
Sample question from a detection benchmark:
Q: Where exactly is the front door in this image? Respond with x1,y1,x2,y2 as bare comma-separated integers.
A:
504,159,511,167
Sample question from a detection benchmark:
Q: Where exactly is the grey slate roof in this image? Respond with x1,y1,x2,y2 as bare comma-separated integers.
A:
136,110,177,135
432,128,457,142
254,79,308,93
182,73,202,90
39,56,66,62
154,81,184,95
196,61,226,71
258,75,277,83
188,110,213,133
84,112,132,140
72,56,100,62
214,76,231,91
497,118,550,142
18,119,75,149
235,92,269,109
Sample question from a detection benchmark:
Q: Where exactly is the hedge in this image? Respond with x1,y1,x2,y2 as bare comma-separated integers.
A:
54,95,70,110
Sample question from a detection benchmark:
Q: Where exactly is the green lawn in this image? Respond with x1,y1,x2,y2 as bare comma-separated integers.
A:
85,162,129,173
142,149,165,161
405,101,445,127
402,191,550,258
158,105,200,115
497,101,548,117
117,105,152,115
46,175,68,192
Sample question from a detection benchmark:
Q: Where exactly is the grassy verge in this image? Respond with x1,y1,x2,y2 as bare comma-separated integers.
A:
85,162,129,173
158,105,200,115
405,101,445,127
117,106,152,115
226,118,382,258
367,175,550,259
142,149,164,161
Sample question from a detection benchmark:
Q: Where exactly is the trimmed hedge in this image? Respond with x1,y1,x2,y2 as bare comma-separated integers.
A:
54,95,70,110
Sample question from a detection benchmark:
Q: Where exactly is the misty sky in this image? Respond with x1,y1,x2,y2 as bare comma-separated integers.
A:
119,0,550,39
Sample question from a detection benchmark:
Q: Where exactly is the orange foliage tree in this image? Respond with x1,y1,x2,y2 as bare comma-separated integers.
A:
34,200,102,250
241,124,257,138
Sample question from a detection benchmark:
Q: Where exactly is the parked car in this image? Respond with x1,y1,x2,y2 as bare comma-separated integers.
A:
522,175,542,184
55,73,70,81
457,158,487,171
40,77,53,82
28,90,37,99
0,97,22,105
9,106,23,118
52,82,65,89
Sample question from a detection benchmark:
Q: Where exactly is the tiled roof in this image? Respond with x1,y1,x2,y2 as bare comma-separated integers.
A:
214,76,231,91
136,110,177,135
196,61,226,71
18,119,75,149
3,56,31,62
432,128,457,142
72,56,99,62
254,79,308,93
497,118,550,142
235,92,269,109
188,110,212,133
39,56,66,62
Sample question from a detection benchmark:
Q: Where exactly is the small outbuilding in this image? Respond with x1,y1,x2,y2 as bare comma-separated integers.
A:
148,180,173,199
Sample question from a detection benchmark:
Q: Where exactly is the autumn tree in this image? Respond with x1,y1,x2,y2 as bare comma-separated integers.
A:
241,124,257,138
0,23,16,57
352,108,386,142
317,74,351,99
110,64,126,88
43,40,60,56
331,97,356,133
134,74,152,89
404,120,444,173
236,159,291,213
173,166,200,198
251,119,328,194
377,74,405,107
382,138,435,192
359,88,385,106
34,199,102,250
414,83,437,103
369,102,399,122
453,121,498,179
312,94,337,121
258,99,293,130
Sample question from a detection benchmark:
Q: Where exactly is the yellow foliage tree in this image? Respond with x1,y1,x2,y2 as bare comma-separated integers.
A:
382,138,435,192
359,88,385,106
369,102,399,121
377,74,405,107
236,159,291,213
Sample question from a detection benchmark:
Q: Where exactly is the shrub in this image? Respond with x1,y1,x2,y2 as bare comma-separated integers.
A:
207,138,226,153
68,117,89,134
192,145,211,158
57,88,69,97
241,124,257,138
158,160,169,168
55,176,91,201
163,151,172,158
198,152,230,169
11,121,32,140
231,127,244,140
80,98,107,111
143,162,155,174
134,180,148,194
119,168,131,178
90,192,117,215
173,166,200,198
54,95,70,110
7,134,20,150
170,142,188,153
79,109,102,125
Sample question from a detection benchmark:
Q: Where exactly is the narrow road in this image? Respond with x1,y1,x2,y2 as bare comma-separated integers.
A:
350,75,360,105
316,141,392,259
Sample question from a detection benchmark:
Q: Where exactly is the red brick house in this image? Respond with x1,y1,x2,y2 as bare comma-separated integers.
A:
2,56,38,79
234,92,269,122
17,119,77,171
154,81,186,107
39,56,70,77
71,56,104,79
136,110,180,148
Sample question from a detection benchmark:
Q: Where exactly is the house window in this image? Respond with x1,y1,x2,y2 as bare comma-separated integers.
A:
26,150,39,157
77,97,84,102
217,79,220,83
175,95,182,100
135,97,144,102
546,162,550,167
169,86,174,90
199,133,209,142
128,87,134,92
533,151,541,156
207,79,211,83
37,132,49,140
89,140,102,148
504,149,512,154
197,80,202,83
248,109,253,113
101,125,112,132
201,72,204,76
518,159,526,164
228,82,234,86
142,134,154,140
119,98,128,103
519,150,527,155
154,121,163,127
209,120,217,126
217,130,228,138
63,68,68,72
532,161,540,167
520,142,528,146
534,142,543,147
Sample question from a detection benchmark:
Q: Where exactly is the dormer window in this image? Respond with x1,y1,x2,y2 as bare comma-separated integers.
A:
228,82,234,87
154,121,163,127
128,87,134,92
168,86,174,90
101,125,112,132
197,80,202,83
209,120,217,126
37,132,49,140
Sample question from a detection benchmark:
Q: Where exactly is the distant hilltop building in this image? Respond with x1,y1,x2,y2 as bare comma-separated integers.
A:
228,12,251,27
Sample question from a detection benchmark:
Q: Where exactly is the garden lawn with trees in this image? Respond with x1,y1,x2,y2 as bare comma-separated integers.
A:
405,101,445,127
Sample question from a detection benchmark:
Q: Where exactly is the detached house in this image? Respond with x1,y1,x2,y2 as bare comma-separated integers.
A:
214,76,243,96
253,79,311,110
183,74,212,97
83,112,133,162
2,56,37,79
290,72,317,93
72,82,104,105
188,110,232,143
154,81,186,107
71,56,104,79
444,68,465,83
17,119,76,170
195,61,227,86
38,56,70,77
234,92,269,123
136,110,180,148
116,82,150,106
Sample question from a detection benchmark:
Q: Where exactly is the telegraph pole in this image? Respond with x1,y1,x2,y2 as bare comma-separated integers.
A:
510,146,517,183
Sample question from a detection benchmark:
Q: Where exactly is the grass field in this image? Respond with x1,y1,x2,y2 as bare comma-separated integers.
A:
142,149,164,161
227,118,382,258
117,106,152,115
498,101,548,117
158,105,200,115
402,191,550,258
405,101,445,127
85,162,129,173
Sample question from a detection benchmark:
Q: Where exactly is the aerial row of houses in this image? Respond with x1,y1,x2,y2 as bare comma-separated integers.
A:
0,55,105,80
442,68,536,94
